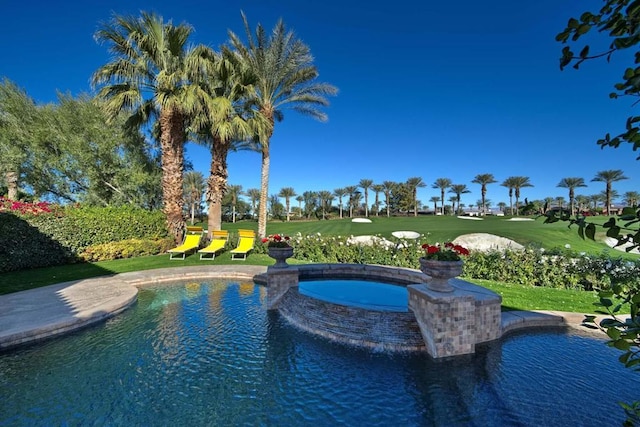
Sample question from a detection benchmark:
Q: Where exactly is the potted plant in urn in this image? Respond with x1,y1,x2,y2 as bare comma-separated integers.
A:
419,242,470,292
262,234,294,268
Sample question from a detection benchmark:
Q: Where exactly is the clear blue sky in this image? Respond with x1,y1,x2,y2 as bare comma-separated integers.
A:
2,0,638,208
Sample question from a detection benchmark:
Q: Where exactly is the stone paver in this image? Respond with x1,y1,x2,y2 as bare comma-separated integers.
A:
0,264,607,350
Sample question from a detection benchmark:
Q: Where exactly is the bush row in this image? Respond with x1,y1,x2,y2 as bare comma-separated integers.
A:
80,237,175,262
286,233,640,291
0,206,168,272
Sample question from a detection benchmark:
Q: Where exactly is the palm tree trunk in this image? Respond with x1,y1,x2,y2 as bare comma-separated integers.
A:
258,147,270,238
205,138,229,236
159,108,186,243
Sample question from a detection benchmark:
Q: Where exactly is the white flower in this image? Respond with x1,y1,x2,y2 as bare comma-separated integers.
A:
565,244,571,249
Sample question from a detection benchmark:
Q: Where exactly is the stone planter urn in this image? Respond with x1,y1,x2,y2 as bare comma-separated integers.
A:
418,258,463,292
268,246,294,268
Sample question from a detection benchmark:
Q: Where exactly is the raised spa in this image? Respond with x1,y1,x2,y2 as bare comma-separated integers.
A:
298,279,408,312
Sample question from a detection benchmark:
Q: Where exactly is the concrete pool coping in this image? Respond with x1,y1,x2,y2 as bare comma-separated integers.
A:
0,265,606,350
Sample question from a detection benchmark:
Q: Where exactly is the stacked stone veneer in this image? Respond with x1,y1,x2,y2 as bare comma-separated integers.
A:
264,263,502,358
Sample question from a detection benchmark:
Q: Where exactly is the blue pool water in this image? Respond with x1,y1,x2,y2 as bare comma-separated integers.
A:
298,279,408,311
0,280,638,426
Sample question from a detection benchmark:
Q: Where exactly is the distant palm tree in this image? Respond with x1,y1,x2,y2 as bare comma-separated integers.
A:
246,188,261,219
183,171,205,225
575,195,589,213
318,190,334,219
557,177,587,216
406,177,426,217
543,196,554,213
471,173,497,215
344,185,359,217
501,176,532,216
359,179,373,217
295,195,304,217
429,196,440,213
623,191,640,207
278,187,297,222
382,181,396,217
92,12,211,241
371,184,384,216
592,169,628,215
555,196,566,209
449,184,471,215
227,184,243,223
227,13,338,237
497,201,507,213
432,178,452,215
333,188,347,219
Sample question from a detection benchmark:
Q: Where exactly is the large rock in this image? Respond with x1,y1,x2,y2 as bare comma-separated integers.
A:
452,233,524,252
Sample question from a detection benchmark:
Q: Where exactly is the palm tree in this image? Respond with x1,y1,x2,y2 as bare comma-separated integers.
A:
190,48,269,235
429,196,440,213
183,171,205,225
592,169,628,215
245,188,261,219
344,185,359,217
497,201,507,213
359,179,373,217
557,177,587,216
575,195,589,213
227,13,338,237
503,176,533,216
449,184,470,215
432,178,452,215
318,190,334,219
471,173,497,215
406,177,426,217
92,12,210,242
278,187,297,222
371,184,384,216
382,181,396,217
333,188,347,219
295,195,304,218
623,191,640,207
227,184,243,223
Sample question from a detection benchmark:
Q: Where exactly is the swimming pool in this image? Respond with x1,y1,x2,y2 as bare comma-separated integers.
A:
298,279,408,311
1,280,637,426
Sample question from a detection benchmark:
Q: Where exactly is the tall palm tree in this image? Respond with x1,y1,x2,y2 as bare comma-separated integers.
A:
406,177,426,217
333,188,347,219
557,177,587,216
501,176,533,216
318,190,334,219
449,184,470,215
245,188,261,219
592,169,628,215
190,49,269,235
371,184,384,217
295,195,304,217
278,187,297,222
227,184,243,223
344,185,359,217
432,178,452,215
429,196,440,213
183,171,205,225
359,179,373,217
92,12,210,242
623,191,640,207
227,13,338,237
382,181,396,217
471,173,497,215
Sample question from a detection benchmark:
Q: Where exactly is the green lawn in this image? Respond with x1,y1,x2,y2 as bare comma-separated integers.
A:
1,215,633,314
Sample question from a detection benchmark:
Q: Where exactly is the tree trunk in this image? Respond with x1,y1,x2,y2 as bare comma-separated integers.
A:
159,108,186,243
258,147,270,239
5,170,18,200
206,137,229,237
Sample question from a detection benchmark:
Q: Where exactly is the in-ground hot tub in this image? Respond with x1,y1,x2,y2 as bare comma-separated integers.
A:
298,279,408,312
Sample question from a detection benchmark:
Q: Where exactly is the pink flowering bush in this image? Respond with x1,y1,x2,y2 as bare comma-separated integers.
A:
0,197,52,216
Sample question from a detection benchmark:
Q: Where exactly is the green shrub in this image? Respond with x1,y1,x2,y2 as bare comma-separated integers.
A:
80,237,175,262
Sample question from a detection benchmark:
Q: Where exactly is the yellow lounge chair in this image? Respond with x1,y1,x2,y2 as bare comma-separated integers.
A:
198,230,229,260
230,229,256,261
168,226,204,260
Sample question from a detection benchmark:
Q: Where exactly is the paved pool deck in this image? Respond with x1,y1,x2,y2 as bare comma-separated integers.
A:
0,265,606,350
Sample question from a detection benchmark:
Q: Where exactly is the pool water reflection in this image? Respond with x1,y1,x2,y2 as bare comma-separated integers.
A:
0,280,637,426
